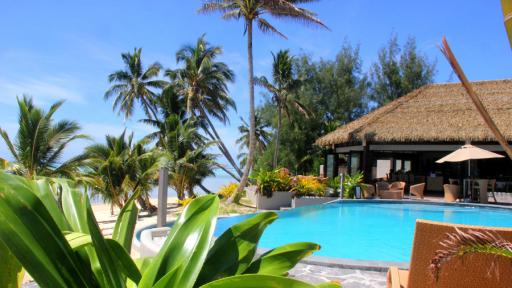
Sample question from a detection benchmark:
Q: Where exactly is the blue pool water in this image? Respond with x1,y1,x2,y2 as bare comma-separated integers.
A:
213,202,512,263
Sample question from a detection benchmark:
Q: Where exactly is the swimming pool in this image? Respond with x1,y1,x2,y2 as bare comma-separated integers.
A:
213,201,512,263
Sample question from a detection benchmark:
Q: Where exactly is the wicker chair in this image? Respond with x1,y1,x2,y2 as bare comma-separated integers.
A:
361,183,376,199
443,184,459,202
387,220,512,288
377,181,405,199
409,183,425,199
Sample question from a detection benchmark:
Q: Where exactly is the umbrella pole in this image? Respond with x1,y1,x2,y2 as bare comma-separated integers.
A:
468,160,471,202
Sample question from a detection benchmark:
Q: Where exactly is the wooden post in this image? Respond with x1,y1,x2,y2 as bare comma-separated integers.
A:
362,138,372,182
157,167,168,228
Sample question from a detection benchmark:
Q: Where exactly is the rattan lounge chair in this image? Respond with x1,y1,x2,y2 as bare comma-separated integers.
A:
443,184,459,202
387,220,512,288
378,181,406,199
409,183,425,199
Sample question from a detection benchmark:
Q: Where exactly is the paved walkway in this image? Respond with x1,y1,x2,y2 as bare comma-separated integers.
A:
290,263,387,288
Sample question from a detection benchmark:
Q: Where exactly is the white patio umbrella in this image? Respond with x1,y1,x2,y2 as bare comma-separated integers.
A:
436,144,504,200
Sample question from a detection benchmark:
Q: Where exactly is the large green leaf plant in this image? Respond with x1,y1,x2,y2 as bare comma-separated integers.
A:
0,171,340,288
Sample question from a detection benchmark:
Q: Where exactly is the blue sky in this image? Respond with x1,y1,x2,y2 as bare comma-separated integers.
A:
1,0,511,165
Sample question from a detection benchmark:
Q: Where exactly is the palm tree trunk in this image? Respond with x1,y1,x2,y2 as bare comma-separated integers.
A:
198,183,213,194
199,107,243,178
231,19,255,203
441,38,512,160
216,163,241,182
273,107,282,169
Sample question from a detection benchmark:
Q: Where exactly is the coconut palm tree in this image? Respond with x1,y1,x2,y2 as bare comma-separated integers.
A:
255,50,311,168
0,96,89,179
82,131,159,213
155,115,216,200
168,35,242,178
237,114,271,169
105,48,167,121
198,0,328,199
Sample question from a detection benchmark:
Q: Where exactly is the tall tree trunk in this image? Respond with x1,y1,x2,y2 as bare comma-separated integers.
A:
198,183,213,194
231,19,255,203
199,107,243,178
216,163,241,182
441,38,512,160
273,107,282,169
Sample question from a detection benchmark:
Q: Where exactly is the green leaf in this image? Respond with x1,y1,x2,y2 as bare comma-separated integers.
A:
244,242,320,275
85,198,129,288
139,195,219,288
60,179,107,286
30,178,70,231
0,172,95,288
199,274,337,288
127,258,153,288
65,232,92,250
315,282,342,288
64,232,142,285
112,191,139,252
0,239,24,288
195,212,278,286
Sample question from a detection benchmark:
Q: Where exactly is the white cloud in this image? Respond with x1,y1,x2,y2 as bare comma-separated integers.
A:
0,75,85,106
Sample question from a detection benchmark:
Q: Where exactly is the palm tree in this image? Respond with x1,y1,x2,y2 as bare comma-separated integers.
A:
199,0,328,199
0,96,89,179
82,131,159,213
255,50,311,168
105,48,167,121
237,115,271,169
155,115,216,200
168,35,242,179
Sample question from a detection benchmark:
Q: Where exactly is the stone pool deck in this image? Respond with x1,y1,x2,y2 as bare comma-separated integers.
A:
290,263,387,288
22,265,388,288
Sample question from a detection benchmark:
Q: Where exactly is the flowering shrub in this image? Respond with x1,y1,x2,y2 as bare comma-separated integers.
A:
178,197,194,207
291,175,326,198
218,182,238,199
252,168,292,198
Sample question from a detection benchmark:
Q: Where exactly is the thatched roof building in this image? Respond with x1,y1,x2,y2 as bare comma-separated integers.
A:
317,79,512,193
316,79,512,147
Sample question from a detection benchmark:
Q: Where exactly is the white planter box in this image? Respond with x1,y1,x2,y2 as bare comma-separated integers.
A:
257,191,292,210
139,227,170,257
292,197,338,208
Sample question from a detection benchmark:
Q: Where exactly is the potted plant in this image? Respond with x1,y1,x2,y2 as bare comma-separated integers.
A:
251,168,293,210
342,171,364,199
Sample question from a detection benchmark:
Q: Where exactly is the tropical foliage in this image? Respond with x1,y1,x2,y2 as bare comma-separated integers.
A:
168,35,240,178
252,168,293,198
342,171,364,199
81,131,160,213
0,172,339,288
217,182,239,199
291,176,327,198
236,114,271,169
255,50,310,168
0,96,89,179
105,48,167,120
154,115,216,200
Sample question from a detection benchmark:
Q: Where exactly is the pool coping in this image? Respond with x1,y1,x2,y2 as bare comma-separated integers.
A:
133,199,512,272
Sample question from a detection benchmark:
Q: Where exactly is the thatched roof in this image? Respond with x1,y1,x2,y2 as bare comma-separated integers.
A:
316,79,512,146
